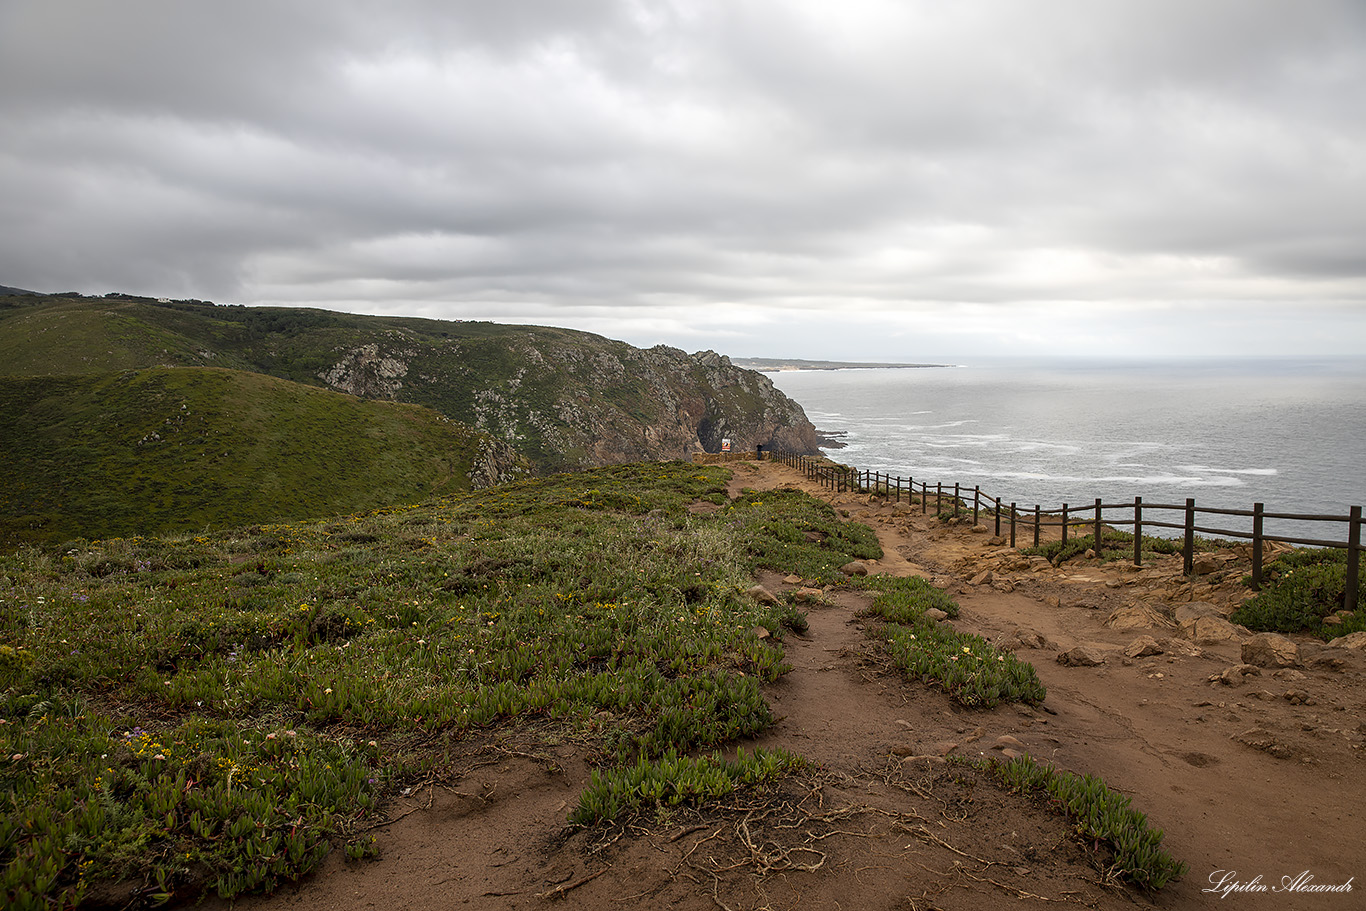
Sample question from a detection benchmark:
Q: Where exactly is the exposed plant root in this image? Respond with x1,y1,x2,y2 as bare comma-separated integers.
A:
536,864,611,899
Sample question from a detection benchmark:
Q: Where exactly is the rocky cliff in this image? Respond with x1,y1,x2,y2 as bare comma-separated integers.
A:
313,330,824,472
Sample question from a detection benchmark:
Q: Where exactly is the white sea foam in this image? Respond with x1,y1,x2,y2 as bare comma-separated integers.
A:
771,357,1366,538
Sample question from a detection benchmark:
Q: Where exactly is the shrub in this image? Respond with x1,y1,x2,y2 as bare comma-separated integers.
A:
988,754,1186,890
1232,549,1366,639
570,748,805,825
878,622,1045,708
856,575,959,624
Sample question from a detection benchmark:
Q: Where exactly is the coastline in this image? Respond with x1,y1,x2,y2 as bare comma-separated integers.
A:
735,358,954,372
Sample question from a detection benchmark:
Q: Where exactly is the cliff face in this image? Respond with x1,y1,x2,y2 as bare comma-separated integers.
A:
315,333,823,473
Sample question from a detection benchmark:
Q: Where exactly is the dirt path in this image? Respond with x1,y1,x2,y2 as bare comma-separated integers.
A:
213,461,1366,910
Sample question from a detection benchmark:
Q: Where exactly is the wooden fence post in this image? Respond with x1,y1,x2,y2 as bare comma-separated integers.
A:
1034,505,1041,547
953,483,961,518
1183,498,1196,575
973,486,980,526
1061,503,1068,545
1133,496,1143,567
936,483,942,515
1347,505,1362,612
1009,503,1017,548
994,498,1002,537
1094,498,1103,557
1251,503,1264,591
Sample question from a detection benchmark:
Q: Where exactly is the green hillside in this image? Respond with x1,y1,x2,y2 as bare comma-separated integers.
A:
0,366,512,547
0,293,823,475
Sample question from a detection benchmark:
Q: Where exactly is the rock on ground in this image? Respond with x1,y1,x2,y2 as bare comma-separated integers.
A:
1241,632,1301,668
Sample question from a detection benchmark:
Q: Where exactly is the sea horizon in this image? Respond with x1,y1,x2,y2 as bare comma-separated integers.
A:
767,354,1366,543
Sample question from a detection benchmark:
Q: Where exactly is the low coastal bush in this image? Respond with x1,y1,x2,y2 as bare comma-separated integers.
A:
878,622,1045,707
856,576,1043,707
988,754,1187,890
570,747,805,825
724,488,882,583
1232,548,1366,639
856,575,959,624
0,461,880,907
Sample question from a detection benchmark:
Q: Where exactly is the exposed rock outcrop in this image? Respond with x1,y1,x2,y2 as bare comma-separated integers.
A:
317,334,823,473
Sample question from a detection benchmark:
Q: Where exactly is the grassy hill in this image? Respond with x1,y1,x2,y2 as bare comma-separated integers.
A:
0,293,823,475
0,366,514,548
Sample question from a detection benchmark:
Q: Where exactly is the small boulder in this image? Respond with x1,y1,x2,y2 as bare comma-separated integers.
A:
1057,646,1106,667
998,628,1049,651
747,584,781,606
1241,633,1300,668
783,574,803,585
1191,554,1221,575
1327,631,1366,650
1309,651,1351,672
970,524,990,535
1173,602,1227,624
1124,636,1164,659
924,608,949,622
1181,615,1246,644
992,734,1025,751
1105,603,1175,631
1212,664,1261,686
970,570,993,586
840,561,869,576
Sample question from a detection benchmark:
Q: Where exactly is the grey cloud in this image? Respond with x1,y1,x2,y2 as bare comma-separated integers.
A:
1,0,1363,357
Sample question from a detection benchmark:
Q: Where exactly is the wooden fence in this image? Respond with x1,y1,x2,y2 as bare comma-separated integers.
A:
765,449,1363,608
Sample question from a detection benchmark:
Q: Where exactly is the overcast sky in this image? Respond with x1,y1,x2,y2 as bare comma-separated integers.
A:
3,1,1365,359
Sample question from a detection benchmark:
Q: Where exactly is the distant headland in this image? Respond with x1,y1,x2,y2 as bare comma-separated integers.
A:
732,357,952,371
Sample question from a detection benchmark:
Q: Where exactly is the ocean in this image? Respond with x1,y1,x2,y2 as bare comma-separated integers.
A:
766,357,1366,543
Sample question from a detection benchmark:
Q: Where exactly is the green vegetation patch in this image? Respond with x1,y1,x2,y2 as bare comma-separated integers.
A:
0,367,500,548
856,575,959,624
723,488,882,583
1231,548,1366,640
0,462,876,906
570,747,805,826
877,622,1046,708
987,754,1187,890
856,577,1044,708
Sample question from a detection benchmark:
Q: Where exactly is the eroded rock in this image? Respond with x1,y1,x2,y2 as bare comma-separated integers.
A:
1057,646,1106,667
1328,631,1366,650
1241,633,1301,668
747,584,781,606
1124,636,1164,658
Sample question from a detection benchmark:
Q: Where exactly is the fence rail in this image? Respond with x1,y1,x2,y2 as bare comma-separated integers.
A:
764,448,1363,609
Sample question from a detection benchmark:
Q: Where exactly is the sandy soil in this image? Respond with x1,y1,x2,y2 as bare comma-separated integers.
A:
208,460,1366,910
